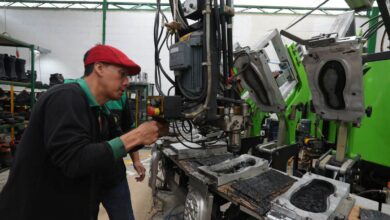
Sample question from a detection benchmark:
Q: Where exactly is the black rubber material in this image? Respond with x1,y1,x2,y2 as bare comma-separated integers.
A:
231,169,296,215
290,179,335,213
360,208,390,220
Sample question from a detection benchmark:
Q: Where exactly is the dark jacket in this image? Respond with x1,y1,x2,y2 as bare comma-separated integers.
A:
0,83,118,220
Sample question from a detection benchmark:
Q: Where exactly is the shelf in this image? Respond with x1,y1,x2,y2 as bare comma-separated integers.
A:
0,80,31,87
0,34,33,48
0,122,28,129
0,80,49,89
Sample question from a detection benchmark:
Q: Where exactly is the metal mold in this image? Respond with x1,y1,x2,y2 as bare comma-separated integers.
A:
198,154,269,186
303,36,365,123
269,173,353,220
170,141,228,160
234,29,299,113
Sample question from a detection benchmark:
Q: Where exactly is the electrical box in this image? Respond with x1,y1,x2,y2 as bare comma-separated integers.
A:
147,96,182,119
183,0,205,20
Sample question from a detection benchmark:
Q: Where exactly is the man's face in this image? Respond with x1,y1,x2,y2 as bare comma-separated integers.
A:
98,63,129,100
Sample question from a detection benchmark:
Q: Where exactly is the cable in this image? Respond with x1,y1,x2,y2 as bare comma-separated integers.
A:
364,22,384,40
167,85,175,95
154,0,176,95
285,0,330,30
172,121,205,149
360,14,381,28
380,29,388,52
176,75,207,101
362,19,383,37
357,189,385,196
230,51,251,81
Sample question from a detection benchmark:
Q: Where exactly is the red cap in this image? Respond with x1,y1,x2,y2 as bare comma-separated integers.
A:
84,44,141,75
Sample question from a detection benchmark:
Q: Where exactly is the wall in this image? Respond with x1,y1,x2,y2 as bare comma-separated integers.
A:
0,8,368,93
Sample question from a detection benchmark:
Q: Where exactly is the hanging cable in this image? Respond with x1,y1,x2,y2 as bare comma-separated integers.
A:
285,0,330,30
364,22,384,40
362,19,383,37
154,0,176,95
380,29,388,52
360,14,381,27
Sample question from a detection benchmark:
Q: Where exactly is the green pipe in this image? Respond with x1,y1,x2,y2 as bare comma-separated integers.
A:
102,0,107,45
367,7,379,54
30,45,35,107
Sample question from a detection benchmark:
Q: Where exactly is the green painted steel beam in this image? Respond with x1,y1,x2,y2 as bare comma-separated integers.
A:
0,1,368,16
367,7,379,54
102,0,107,44
30,45,35,106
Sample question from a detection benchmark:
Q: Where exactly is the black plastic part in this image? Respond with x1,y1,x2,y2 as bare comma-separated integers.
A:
363,51,390,63
253,143,299,173
240,136,264,154
163,96,183,119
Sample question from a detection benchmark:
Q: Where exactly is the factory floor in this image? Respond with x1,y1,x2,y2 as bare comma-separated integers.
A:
0,148,177,220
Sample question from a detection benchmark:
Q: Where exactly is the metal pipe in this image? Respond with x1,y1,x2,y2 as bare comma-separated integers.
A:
102,0,107,44
336,121,348,162
325,164,341,172
285,0,330,30
226,0,233,72
220,0,228,84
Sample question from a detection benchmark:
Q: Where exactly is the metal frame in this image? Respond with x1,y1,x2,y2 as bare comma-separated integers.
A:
0,1,367,16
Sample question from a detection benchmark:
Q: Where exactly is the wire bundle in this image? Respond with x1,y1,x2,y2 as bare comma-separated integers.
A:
154,0,176,95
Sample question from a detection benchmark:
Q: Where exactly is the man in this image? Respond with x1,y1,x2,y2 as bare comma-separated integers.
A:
64,55,145,220
0,44,167,220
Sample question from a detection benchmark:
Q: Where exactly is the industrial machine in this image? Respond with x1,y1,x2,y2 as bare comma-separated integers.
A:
148,0,390,219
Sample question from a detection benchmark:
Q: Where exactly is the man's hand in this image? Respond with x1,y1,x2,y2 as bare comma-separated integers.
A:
133,161,146,182
121,121,159,151
156,120,170,137
121,120,170,152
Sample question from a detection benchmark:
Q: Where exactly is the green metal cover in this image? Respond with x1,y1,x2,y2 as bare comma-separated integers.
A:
347,60,390,167
284,44,318,144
